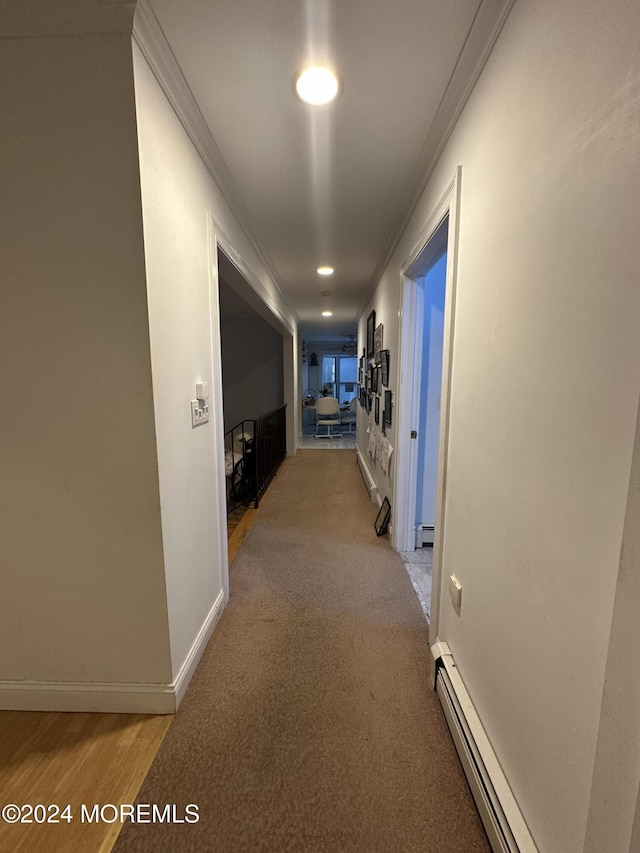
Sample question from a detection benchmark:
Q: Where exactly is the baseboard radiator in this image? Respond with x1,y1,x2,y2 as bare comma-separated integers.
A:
431,642,538,853
416,524,435,546
356,451,378,502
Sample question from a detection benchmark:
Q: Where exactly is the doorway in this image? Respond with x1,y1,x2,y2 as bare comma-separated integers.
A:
399,222,448,620
415,232,448,549
214,245,291,572
299,334,358,448
393,168,461,638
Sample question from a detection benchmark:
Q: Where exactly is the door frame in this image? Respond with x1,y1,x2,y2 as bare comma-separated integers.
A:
393,167,461,643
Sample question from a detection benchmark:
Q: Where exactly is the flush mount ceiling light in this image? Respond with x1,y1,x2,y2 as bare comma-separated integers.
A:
317,266,334,276
322,311,333,317
296,66,340,105
321,290,332,297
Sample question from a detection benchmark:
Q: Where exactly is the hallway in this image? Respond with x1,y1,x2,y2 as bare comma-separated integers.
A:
114,450,489,852
4,3,640,848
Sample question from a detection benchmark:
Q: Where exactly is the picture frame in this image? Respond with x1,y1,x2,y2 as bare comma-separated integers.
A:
380,349,390,386
374,496,391,537
384,390,392,425
366,310,376,358
375,395,380,424
371,363,378,393
374,324,384,362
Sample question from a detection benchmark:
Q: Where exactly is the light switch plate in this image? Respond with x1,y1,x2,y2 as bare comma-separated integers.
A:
449,574,462,609
191,400,209,427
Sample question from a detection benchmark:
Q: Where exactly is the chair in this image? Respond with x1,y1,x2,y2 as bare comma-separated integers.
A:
314,396,342,439
341,397,357,432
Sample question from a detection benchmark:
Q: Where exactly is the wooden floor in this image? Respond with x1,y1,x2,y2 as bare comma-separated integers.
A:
0,711,171,853
0,505,263,853
226,504,248,538
227,503,259,565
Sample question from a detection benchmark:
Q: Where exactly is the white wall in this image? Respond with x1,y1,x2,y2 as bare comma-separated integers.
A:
359,1,640,850
283,332,299,457
357,276,399,501
0,16,299,709
132,40,298,681
0,33,172,695
584,396,640,853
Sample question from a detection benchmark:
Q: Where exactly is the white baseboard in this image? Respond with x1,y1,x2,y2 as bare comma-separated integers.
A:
432,642,538,853
0,590,226,715
356,450,378,502
0,679,177,715
173,588,225,709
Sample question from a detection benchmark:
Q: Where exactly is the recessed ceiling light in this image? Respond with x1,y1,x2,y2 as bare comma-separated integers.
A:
321,290,332,297
317,266,334,276
296,66,340,106
322,311,333,317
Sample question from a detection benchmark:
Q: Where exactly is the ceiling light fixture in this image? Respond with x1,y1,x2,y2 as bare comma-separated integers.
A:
296,66,340,106
322,311,333,317
317,266,334,276
321,290,332,297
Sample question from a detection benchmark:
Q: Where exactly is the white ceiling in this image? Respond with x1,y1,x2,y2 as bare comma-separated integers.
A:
145,0,501,338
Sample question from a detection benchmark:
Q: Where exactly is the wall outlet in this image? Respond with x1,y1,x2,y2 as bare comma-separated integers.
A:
191,400,209,427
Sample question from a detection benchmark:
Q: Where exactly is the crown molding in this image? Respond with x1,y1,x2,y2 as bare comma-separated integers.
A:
359,0,517,319
132,0,299,325
213,217,297,338
0,1,137,39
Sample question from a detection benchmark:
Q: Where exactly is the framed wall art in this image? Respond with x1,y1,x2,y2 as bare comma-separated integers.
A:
366,310,376,358
374,324,383,362
384,390,392,425
380,349,390,386
374,497,391,536
375,395,380,424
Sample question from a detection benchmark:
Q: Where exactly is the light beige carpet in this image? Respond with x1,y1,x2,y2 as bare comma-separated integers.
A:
114,450,489,852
